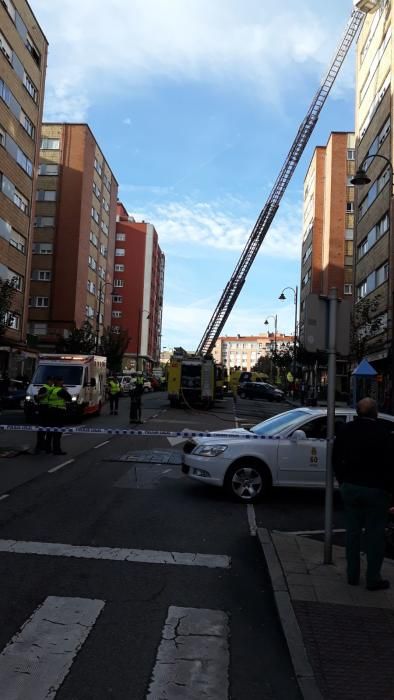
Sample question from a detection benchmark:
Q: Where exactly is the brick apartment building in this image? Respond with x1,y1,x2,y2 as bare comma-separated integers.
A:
353,0,393,408
0,0,47,376
299,132,355,338
28,124,118,349
212,333,294,373
113,202,165,370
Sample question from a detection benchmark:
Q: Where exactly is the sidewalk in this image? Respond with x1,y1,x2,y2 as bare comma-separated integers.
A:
259,529,394,700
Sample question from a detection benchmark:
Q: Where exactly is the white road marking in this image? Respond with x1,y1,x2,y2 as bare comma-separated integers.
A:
147,606,229,699
162,468,172,474
0,539,231,569
0,495,9,502
93,440,110,449
48,459,74,474
0,596,104,700
275,528,346,536
247,504,257,536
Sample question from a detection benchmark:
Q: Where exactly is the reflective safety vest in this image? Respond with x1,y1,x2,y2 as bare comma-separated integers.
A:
108,380,120,395
40,384,54,405
48,386,67,410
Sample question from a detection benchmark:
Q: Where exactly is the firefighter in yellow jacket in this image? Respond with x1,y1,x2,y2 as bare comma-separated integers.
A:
107,376,121,415
47,377,72,455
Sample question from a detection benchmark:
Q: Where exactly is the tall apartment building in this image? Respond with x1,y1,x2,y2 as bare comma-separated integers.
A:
28,124,118,348
353,0,393,407
299,133,355,340
0,0,47,376
113,202,165,370
212,333,294,373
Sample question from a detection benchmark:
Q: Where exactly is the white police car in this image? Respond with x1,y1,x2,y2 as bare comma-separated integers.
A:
182,407,394,503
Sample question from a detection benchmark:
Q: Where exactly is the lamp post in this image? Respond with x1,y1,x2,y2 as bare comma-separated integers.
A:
95,281,114,354
279,286,298,386
264,315,277,381
136,308,150,372
351,153,394,414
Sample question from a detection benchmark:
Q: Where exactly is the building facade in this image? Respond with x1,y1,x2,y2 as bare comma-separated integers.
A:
299,132,355,340
212,333,294,373
353,0,393,408
0,0,48,375
28,123,118,349
113,202,165,370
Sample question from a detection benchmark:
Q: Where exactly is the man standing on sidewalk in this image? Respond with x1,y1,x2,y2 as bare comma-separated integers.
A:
332,397,393,591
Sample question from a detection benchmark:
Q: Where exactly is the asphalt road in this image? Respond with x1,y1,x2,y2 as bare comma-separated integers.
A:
0,392,340,699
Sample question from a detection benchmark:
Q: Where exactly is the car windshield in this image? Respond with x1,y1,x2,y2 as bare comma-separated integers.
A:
250,409,311,437
32,365,83,386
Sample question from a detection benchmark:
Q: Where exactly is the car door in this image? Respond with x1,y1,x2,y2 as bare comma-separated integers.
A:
276,416,329,487
277,415,348,487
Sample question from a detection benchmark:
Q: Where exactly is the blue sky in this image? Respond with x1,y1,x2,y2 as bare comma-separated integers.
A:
31,0,358,350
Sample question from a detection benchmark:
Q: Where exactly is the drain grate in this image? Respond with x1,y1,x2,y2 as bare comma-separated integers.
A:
107,449,183,465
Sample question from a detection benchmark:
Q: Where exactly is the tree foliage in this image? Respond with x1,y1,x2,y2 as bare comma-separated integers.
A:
99,326,130,372
0,277,18,337
56,321,96,354
350,296,384,362
251,355,271,375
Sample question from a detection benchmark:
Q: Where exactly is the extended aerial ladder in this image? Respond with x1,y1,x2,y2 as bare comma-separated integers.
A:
196,3,369,357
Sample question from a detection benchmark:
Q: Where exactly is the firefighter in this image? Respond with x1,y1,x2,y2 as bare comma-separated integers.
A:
47,376,72,455
34,376,54,454
107,375,121,415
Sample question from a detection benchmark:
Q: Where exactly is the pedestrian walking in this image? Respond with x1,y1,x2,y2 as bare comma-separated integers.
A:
47,377,71,455
332,397,393,591
34,376,54,454
129,384,142,424
107,376,121,415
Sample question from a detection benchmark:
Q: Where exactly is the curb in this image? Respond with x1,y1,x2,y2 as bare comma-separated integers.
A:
257,528,323,700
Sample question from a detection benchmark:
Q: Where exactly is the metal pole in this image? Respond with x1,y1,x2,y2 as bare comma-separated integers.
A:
136,309,141,372
95,281,102,354
324,287,338,564
293,286,298,394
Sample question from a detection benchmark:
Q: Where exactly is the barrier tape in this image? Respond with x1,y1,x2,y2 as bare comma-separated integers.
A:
0,424,329,441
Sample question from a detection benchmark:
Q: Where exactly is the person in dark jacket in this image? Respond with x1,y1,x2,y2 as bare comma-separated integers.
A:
332,397,393,591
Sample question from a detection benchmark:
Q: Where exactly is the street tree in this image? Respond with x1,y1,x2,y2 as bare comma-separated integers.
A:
350,296,384,362
0,276,18,337
99,327,130,372
56,321,96,354
251,355,271,375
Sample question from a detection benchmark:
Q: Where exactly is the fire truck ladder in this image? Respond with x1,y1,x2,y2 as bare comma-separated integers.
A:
196,7,365,357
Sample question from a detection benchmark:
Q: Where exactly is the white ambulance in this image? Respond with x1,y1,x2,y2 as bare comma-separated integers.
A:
24,354,107,421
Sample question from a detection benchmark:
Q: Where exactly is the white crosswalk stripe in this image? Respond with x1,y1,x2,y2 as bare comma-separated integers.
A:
147,606,230,699
0,596,104,700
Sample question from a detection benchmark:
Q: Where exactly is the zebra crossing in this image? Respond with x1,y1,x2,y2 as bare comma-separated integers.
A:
0,541,232,699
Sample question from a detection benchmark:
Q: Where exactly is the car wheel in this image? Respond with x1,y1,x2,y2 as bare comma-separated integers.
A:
224,460,271,503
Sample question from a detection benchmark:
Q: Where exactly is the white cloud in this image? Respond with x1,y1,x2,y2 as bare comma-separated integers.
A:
31,0,351,120
131,198,302,260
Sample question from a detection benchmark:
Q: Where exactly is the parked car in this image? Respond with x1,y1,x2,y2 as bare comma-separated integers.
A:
182,406,394,503
237,381,284,401
0,387,26,410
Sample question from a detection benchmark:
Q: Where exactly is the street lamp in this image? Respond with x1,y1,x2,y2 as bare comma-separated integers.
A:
265,314,277,383
136,308,150,372
351,153,394,414
95,281,114,353
279,286,298,384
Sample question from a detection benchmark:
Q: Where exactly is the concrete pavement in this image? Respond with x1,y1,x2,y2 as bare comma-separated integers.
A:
259,529,394,700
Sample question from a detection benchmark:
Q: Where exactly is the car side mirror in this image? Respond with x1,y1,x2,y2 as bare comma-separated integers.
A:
291,429,307,442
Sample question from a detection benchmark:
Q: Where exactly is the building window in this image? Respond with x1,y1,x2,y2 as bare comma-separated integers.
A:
37,270,51,281
0,31,12,62
41,138,60,150
30,296,49,308
102,198,109,213
2,0,16,22
25,34,41,66
114,264,124,272
20,111,35,138
34,217,55,228
116,233,126,241
38,164,59,175
91,207,99,223
87,280,96,294
357,211,389,259
29,322,48,336
347,149,355,160
6,313,20,330
94,158,102,176
346,202,354,212
357,260,389,300
112,310,122,318
115,248,125,256
92,181,100,198
23,72,38,102
113,295,123,303
89,232,98,247
9,230,25,253
36,190,57,202
101,221,109,235
111,326,120,333
100,243,107,257
88,256,97,271
113,279,124,288
13,188,29,214
32,242,53,255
